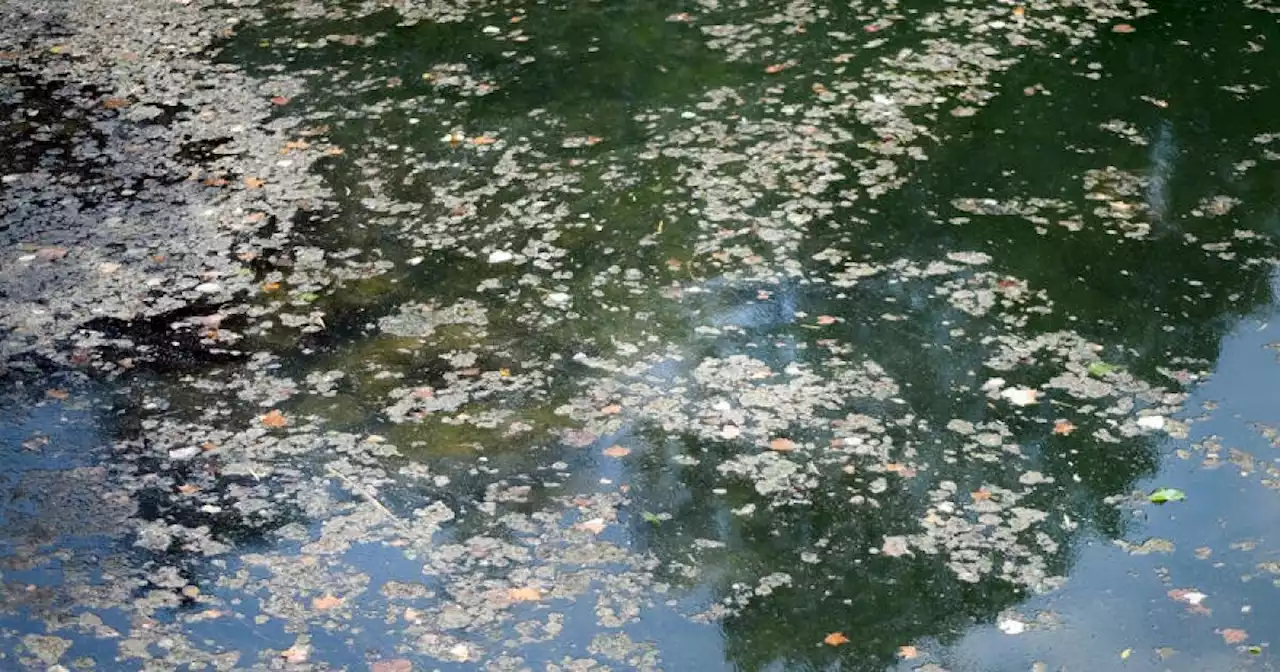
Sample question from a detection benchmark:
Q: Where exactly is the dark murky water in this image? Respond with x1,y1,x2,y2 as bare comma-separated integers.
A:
3,0,1280,669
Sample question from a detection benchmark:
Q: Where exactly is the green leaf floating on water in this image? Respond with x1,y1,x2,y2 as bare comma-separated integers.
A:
641,511,662,525
1148,487,1186,504
1087,361,1120,377
297,292,320,303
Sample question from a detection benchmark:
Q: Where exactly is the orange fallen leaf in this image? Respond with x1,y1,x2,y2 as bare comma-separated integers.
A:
507,587,542,602
1012,6,1025,16
764,63,790,74
103,97,129,109
45,388,69,400
600,404,623,415
602,446,631,458
575,517,607,535
1220,628,1248,644
281,139,310,154
261,409,288,428
816,315,837,325
1112,23,1136,33
585,136,604,145
244,176,265,189
472,135,497,145
262,281,281,293
971,489,993,501
270,96,291,106
281,645,309,663
1053,419,1076,436
177,483,201,495
884,463,915,477
370,659,413,672
824,632,849,646
769,437,796,452
898,645,919,659
311,594,343,610
326,147,345,156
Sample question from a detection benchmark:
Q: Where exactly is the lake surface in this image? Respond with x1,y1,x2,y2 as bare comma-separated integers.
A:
3,0,1280,669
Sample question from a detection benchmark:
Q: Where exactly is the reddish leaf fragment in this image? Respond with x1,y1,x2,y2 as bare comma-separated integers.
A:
370,659,413,672
769,437,796,452
311,594,343,610
816,315,837,325
1112,23,1136,33
602,446,631,458
898,645,919,659
507,587,541,602
103,97,129,109
1220,628,1248,645
270,96,290,106
1053,420,1076,436
261,409,288,428
824,632,849,646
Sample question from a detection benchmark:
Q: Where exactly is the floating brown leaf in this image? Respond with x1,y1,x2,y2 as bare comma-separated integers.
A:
816,315,837,325
575,517,606,535
1052,419,1076,436
370,659,413,672
898,645,919,659
261,409,288,428
311,594,343,610
45,388,69,400
507,587,542,602
262,281,281,293
824,632,849,646
1219,628,1248,645
103,97,129,109
602,446,631,458
769,437,796,452
884,463,916,477
244,176,265,189
1112,23,1136,33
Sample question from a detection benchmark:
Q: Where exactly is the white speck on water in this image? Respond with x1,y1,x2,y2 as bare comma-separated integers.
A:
998,618,1027,635
1136,415,1166,430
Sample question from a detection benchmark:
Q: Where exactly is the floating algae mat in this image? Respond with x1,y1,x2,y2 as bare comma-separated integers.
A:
2,0,1280,669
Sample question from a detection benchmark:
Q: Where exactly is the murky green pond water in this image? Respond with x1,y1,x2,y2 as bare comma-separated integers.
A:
4,0,1280,669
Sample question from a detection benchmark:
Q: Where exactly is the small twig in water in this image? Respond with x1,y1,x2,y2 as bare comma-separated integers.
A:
325,466,410,532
